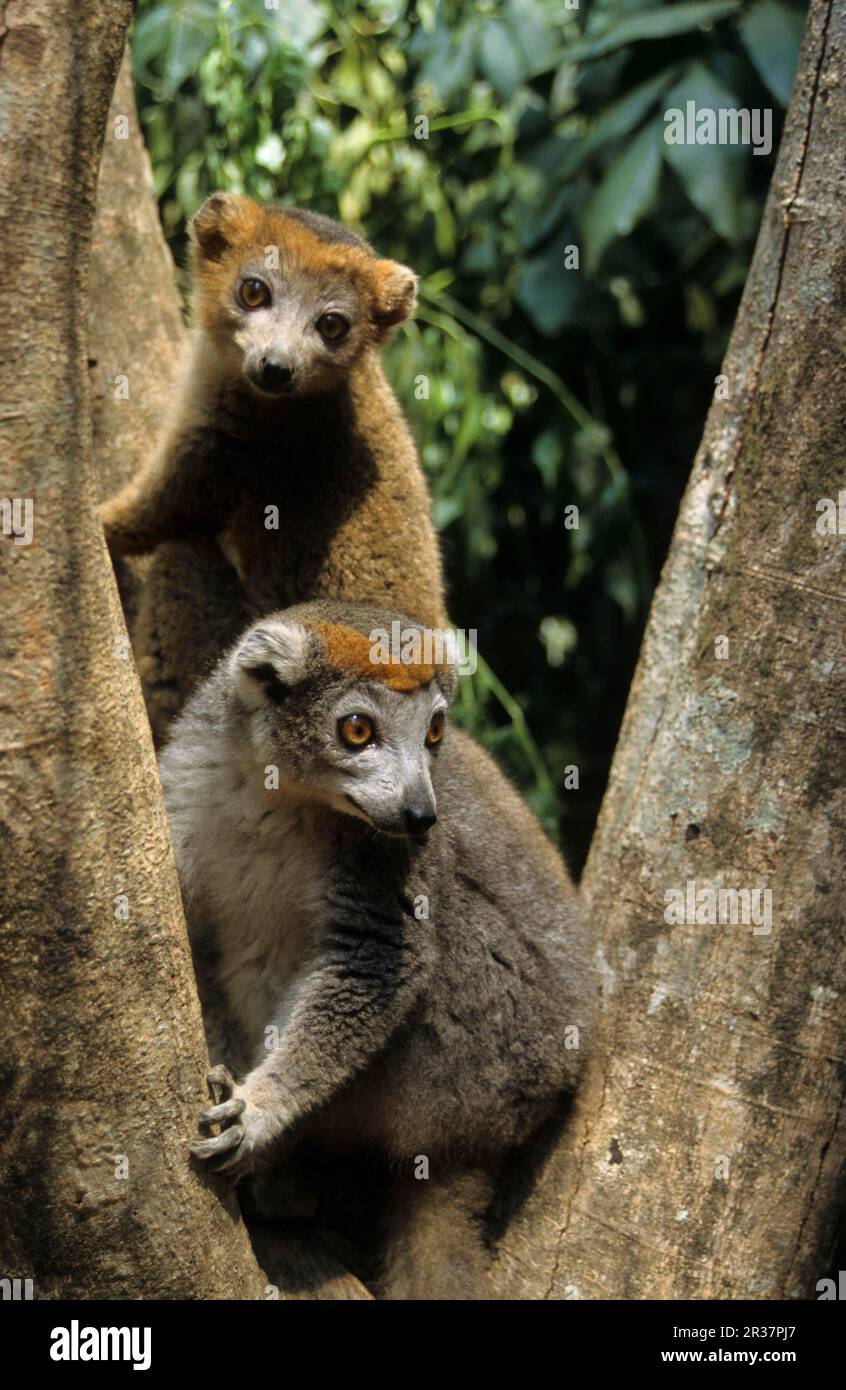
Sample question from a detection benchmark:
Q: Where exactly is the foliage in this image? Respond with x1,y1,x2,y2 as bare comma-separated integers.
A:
133,0,806,862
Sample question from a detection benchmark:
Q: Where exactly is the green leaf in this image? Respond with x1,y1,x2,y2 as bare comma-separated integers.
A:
662,63,748,242
429,22,479,101
518,245,582,334
132,10,174,74
480,19,525,99
533,1,740,72
270,0,327,50
516,183,576,252
162,12,214,97
739,0,805,105
433,495,465,529
560,67,681,179
504,0,550,71
588,66,681,146
582,120,663,272
462,226,499,275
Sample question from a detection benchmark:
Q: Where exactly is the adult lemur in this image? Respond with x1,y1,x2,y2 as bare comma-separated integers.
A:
159,601,594,1298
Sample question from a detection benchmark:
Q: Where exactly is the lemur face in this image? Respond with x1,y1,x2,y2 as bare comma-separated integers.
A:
229,615,454,838
189,193,417,398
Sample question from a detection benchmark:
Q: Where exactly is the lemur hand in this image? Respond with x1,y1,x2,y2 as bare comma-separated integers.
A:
189,1064,286,1178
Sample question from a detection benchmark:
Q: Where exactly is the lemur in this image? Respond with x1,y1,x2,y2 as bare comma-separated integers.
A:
158,601,595,1299
99,194,446,740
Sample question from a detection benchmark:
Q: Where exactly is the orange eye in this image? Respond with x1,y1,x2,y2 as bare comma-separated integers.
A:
426,711,446,746
339,714,374,749
316,311,350,342
239,278,271,309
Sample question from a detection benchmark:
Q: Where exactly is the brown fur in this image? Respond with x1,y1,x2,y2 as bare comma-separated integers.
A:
310,621,441,691
99,195,447,740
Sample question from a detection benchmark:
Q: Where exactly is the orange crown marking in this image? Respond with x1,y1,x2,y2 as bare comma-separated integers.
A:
309,621,438,692
192,204,377,333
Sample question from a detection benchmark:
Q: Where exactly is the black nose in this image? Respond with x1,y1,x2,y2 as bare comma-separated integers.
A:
259,359,294,391
403,806,437,835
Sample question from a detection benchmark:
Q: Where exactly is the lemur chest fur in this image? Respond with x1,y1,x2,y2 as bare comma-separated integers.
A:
205,403,378,607
200,782,331,1064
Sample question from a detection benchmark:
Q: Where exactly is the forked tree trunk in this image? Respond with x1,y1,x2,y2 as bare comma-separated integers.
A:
489,0,845,1299
0,0,265,1299
2,0,841,1303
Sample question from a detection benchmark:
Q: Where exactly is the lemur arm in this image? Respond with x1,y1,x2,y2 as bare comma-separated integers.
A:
99,425,226,556
191,861,429,1175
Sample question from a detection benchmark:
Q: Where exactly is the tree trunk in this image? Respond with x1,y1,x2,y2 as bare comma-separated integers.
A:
88,47,187,635
89,51,187,504
490,0,845,1300
0,0,265,1299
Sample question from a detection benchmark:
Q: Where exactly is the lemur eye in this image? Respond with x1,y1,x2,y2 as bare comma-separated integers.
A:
316,312,350,342
426,711,446,746
239,278,271,310
339,714,374,749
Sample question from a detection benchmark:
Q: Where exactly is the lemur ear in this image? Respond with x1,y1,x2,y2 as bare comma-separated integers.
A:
371,260,418,335
233,621,311,709
438,664,459,703
190,192,259,263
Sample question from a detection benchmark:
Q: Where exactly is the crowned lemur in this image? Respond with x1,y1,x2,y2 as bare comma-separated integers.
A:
158,600,595,1299
100,194,446,742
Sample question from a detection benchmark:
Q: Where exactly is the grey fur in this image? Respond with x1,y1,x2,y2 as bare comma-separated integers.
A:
279,206,370,250
159,600,595,1296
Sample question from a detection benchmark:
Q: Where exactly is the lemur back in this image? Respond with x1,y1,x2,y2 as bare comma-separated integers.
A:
159,601,595,1296
100,197,446,740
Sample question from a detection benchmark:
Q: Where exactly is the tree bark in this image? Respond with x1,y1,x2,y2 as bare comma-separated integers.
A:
89,50,187,504
88,47,187,635
0,0,265,1299
489,0,845,1300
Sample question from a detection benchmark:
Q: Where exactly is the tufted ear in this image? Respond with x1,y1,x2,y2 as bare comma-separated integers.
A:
437,662,459,704
232,620,311,709
371,259,418,336
190,192,261,263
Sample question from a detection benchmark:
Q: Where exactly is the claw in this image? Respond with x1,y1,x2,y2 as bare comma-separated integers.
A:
206,1064,235,1103
190,1125,244,1161
198,1098,245,1128
192,1064,261,1178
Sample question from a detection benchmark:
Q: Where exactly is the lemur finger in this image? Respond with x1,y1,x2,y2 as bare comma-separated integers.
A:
198,1098,245,1127
190,1125,244,1161
211,1136,255,1177
206,1064,235,1102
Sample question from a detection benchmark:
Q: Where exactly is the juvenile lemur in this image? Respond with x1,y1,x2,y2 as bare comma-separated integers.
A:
100,194,446,739
159,601,594,1298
